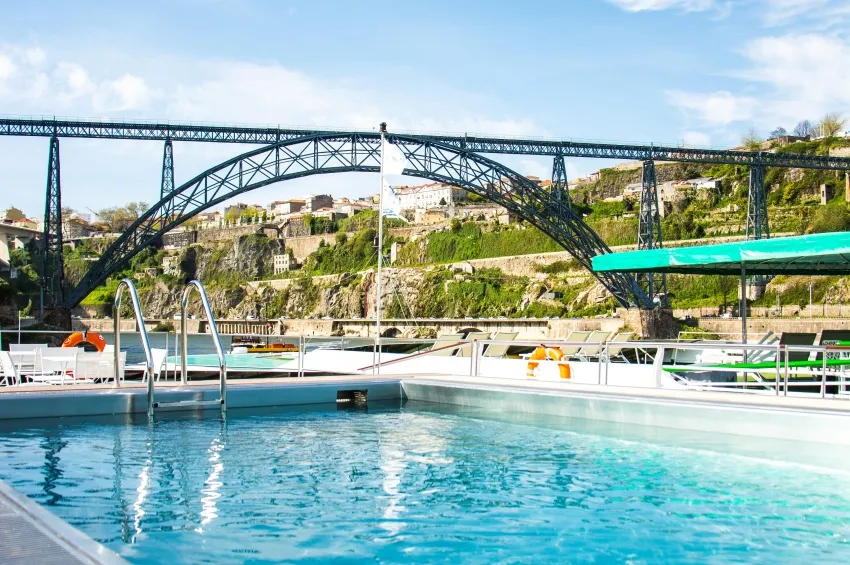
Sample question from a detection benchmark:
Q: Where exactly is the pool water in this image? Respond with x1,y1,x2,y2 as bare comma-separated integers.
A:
1,402,850,564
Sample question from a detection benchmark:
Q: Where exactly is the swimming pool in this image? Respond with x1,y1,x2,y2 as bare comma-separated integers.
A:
1,402,849,564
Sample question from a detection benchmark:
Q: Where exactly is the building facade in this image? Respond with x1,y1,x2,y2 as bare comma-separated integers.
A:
394,182,467,212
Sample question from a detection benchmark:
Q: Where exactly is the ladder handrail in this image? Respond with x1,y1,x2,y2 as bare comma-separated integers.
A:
180,280,227,413
114,280,154,408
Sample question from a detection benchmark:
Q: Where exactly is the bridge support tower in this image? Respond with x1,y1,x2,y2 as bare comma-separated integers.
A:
745,164,770,300
160,138,175,223
551,153,572,217
637,160,666,304
41,135,70,327
746,164,769,240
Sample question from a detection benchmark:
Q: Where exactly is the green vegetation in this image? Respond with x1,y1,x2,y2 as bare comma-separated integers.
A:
304,229,379,275
396,222,563,266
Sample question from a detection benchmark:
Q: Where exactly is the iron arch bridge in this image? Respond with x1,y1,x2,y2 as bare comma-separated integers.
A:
66,132,649,308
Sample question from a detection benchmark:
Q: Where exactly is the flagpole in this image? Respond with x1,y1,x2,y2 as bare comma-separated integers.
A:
375,122,387,374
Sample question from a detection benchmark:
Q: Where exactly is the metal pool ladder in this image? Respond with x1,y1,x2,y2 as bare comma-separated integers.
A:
150,280,227,417
114,279,155,398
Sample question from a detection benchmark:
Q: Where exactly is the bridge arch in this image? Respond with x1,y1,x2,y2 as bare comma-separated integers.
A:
67,133,648,308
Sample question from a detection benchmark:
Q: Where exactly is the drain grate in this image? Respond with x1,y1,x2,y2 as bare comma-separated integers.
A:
336,389,367,408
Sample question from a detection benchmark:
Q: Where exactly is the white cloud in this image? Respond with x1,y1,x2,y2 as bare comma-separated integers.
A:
760,0,850,27
738,34,850,121
665,90,759,125
0,54,16,80
0,43,540,214
106,74,153,110
607,0,715,12
682,131,711,146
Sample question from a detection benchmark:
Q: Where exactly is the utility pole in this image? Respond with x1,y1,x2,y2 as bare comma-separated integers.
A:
809,282,813,319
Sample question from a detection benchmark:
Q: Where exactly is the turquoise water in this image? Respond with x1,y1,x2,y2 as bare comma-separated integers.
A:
168,353,295,370
1,403,850,564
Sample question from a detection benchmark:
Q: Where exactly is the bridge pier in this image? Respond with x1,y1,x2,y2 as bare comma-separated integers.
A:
551,153,571,214
746,164,769,240
637,160,666,304
41,135,65,314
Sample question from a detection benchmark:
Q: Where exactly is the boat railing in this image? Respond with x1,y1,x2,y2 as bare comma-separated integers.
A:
4,328,850,400
114,279,154,392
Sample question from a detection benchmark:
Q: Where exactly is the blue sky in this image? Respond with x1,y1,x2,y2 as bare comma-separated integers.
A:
1,0,848,217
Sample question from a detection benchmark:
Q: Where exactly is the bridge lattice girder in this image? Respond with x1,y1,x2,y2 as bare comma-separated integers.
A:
65,133,649,309
3,118,850,170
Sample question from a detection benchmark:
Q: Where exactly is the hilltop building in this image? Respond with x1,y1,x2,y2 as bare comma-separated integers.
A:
393,182,467,213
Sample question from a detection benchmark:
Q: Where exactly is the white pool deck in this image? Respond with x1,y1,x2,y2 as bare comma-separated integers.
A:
3,373,850,565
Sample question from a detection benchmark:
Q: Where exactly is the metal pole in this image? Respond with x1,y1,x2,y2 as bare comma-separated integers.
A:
164,330,169,381
113,302,121,389
809,282,813,319
180,300,188,386
375,122,387,375
740,264,747,362
297,335,303,378
783,345,789,396
775,342,780,396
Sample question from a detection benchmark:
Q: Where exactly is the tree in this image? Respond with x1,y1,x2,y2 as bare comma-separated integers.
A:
95,201,149,231
741,128,762,151
439,197,447,206
793,120,814,137
807,202,850,234
768,127,787,139
717,275,735,311
818,112,846,138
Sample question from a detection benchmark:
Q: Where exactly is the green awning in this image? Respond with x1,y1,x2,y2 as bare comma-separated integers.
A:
592,232,850,275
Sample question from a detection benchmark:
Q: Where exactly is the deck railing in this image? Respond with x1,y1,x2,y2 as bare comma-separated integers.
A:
3,328,850,401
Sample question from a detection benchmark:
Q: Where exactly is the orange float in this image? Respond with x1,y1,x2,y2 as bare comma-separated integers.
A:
527,346,571,379
62,331,107,352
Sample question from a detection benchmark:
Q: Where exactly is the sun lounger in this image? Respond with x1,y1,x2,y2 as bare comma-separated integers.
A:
429,333,465,357
457,332,491,357
577,330,612,361
482,332,519,358
557,331,592,358
601,331,636,363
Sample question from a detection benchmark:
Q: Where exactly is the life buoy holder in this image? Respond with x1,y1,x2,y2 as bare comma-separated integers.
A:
62,331,107,352
527,346,571,379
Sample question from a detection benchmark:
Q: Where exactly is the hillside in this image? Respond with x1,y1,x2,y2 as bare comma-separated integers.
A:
4,137,850,326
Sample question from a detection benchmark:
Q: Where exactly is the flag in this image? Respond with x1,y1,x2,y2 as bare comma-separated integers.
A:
381,179,407,222
382,140,408,176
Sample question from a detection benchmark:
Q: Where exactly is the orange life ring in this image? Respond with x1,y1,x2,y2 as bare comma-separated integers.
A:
62,331,107,352
527,346,571,379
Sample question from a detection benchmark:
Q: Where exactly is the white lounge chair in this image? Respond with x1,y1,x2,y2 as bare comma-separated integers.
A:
577,330,612,361
8,343,47,374
482,332,519,358
457,332,491,358
557,331,592,358
429,334,464,357
76,351,126,384
0,351,90,386
600,332,636,363
149,348,168,382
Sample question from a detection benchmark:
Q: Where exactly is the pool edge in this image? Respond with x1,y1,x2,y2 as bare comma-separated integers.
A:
0,479,129,564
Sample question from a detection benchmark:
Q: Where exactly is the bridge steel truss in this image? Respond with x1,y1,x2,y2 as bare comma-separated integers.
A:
4,118,850,169
9,118,850,310
65,133,649,309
